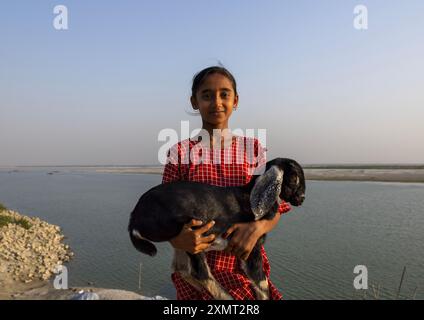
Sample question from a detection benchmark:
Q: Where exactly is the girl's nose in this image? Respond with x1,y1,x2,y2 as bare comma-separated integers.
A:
211,94,222,106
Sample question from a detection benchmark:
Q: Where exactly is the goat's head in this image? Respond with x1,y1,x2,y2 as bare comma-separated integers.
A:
250,158,305,220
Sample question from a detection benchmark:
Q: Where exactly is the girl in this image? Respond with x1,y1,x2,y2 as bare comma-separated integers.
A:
162,66,291,300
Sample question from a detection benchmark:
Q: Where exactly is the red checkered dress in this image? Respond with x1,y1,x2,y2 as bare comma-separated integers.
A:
162,135,291,300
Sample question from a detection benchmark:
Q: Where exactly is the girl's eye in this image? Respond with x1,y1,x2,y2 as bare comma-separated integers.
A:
221,92,229,99
202,94,210,100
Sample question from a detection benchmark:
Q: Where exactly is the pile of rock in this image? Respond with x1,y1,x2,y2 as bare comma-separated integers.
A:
0,209,73,283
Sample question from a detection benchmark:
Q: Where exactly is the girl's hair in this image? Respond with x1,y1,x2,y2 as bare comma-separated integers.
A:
191,66,238,97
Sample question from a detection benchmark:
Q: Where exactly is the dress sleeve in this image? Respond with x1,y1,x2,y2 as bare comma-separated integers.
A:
255,139,292,215
162,144,182,184
277,201,291,215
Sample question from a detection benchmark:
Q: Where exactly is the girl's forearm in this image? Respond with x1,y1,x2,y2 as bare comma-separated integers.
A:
256,212,281,235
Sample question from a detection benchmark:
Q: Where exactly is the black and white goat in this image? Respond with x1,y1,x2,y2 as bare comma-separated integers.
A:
128,158,305,300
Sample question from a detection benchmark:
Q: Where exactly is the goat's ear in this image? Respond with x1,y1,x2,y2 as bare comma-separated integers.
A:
289,162,304,187
250,165,284,220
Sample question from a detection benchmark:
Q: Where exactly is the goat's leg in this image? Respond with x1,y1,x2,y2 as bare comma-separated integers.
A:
172,249,205,293
187,253,233,300
240,241,270,300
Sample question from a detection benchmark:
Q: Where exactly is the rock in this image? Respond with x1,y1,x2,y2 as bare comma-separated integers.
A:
0,209,73,285
1,209,169,301
71,291,100,300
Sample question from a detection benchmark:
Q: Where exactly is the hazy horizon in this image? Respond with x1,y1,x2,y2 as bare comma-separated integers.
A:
1,1,423,166
2,162,424,168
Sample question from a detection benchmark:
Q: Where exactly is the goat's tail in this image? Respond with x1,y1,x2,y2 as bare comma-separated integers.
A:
129,229,157,257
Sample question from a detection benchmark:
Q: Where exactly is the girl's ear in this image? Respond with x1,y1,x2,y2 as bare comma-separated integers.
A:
190,96,198,110
233,94,239,109
250,165,284,220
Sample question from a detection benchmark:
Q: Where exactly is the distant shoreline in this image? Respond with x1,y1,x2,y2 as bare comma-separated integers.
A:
2,165,424,183
90,167,424,183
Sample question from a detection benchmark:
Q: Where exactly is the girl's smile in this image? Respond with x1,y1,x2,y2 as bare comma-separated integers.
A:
210,110,225,116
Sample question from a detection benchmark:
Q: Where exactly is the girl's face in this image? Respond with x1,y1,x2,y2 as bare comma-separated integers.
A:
191,73,238,129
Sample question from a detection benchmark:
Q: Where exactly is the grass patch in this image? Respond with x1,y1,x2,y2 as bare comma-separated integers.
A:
0,215,32,230
0,202,7,212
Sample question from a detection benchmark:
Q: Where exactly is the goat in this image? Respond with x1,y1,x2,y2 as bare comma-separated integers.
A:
128,158,305,300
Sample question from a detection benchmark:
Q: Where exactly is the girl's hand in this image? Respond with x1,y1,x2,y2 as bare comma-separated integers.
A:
222,221,264,261
223,214,281,260
169,219,216,254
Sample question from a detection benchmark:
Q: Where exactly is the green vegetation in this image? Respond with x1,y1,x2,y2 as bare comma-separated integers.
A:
0,202,32,229
0,204,32,230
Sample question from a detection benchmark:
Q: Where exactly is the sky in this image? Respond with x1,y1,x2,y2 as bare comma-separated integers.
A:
0,0,423,166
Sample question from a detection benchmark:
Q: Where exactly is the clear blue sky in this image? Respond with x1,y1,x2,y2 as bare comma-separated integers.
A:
1,0,423,165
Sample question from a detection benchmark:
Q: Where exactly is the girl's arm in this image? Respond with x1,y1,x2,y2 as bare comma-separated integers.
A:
223,138,289,260
163,144,216,253
222,213,281,261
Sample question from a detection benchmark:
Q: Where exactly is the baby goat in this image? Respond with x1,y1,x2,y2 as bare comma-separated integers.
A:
128,158,305,300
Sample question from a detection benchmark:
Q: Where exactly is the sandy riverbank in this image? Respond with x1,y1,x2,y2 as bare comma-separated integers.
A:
1,279,165,300
0,276,166,300
304,168,424,183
